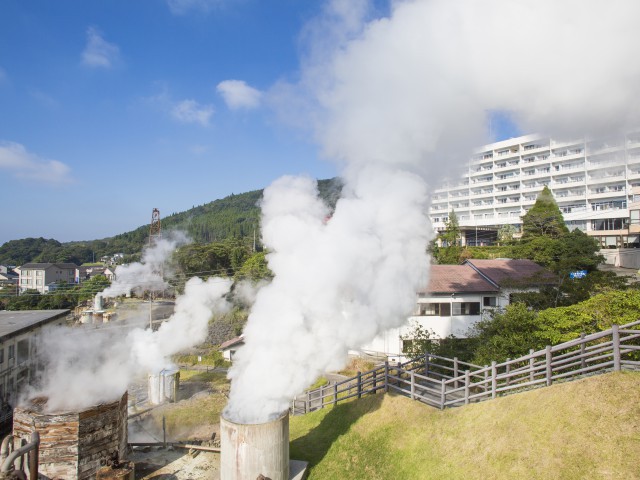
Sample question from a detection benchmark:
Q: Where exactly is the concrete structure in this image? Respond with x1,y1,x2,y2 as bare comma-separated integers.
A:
13,392,128,480
15,263,78,294
220,411,289,480
430,132,640,248
360,259,553,360
0,310,70,410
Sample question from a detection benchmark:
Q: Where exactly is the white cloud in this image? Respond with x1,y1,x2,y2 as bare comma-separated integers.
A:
82,27,120,69
166,0,224,15
217,80,262,110
0,142,72,185
171,99,214,126
29,89,58,108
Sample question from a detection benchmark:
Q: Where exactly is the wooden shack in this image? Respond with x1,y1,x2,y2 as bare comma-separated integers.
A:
12,392,128,479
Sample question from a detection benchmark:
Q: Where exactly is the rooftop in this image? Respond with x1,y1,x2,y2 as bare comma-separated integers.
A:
425,265,498,294
0,310,70,339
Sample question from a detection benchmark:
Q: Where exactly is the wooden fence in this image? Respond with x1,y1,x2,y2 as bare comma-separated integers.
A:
290,320,640,414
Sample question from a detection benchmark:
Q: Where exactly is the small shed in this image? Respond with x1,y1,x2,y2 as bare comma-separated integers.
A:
220,335,244,362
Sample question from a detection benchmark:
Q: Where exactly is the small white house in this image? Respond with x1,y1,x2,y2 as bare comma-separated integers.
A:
220,335,244,362
359,259,555,360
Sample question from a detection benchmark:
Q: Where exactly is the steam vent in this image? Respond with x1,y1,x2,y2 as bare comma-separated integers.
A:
220,411,290,480
13,392,128,480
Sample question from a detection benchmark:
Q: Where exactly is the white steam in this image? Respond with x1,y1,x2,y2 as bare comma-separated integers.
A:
25,276,232,412
102,233,188,298
226,0,640,423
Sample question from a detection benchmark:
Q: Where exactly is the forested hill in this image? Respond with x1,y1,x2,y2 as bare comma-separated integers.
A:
0,178,343,265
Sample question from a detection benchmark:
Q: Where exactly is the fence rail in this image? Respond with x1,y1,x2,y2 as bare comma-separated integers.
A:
291,320,640,414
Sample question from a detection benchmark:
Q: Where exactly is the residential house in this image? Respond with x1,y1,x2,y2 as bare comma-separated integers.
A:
76,265,108,282
359,259,555,361
0,266,18,286
15,263,78,294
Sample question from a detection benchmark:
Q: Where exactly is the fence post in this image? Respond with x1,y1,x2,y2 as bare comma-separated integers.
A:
529,349,535,383
612,324,621,371
384,361,389,393
580,333,586,370
334,383,338,405
546,345,553,386
320,385,324,409
372,369,377,391
453,357,459,388
464,370,470,405
484,366,488,392
410,371,415,400
306,391,311,413
505,359,511,386
440,379,446,409
491,361,497,399
425,352,430,378
357,371,362,399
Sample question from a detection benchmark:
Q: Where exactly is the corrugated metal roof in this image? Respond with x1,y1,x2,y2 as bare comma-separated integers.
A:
0,310,70,339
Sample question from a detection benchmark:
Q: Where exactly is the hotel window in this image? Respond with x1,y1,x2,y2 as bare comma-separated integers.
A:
483,297,497,307
418,303,451,316
452,302,480,315
36,271,43,277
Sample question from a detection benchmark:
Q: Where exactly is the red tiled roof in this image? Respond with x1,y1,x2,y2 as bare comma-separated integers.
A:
423,265,499,294
465,259,556,286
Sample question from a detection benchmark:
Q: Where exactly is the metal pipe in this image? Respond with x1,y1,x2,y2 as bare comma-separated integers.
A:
0,432,39,475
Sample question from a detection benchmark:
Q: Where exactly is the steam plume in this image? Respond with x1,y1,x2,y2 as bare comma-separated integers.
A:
225,0,640,424
102,232,188,298
24,276,232,412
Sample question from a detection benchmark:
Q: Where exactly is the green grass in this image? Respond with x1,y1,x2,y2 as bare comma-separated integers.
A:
178,369,228,384
290,372,640,480
172,351,229,368
149,371,229,440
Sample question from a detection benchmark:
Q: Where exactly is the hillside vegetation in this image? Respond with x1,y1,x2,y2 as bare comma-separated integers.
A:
290,371,640,480
0,178,343,265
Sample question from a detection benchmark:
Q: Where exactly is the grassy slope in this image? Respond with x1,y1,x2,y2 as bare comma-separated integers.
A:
290,372,640,480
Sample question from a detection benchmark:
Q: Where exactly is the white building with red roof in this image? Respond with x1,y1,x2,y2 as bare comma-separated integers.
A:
359,258,555,360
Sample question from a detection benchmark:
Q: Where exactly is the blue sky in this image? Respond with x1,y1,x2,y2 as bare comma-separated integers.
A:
0,0,344,244
3,1,639,248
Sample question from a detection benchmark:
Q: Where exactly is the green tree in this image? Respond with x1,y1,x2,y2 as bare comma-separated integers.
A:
521,186,569,239
433,210,464,264
469,303,544,365
234,251,273,282
5,289,41,310
497,224,517,245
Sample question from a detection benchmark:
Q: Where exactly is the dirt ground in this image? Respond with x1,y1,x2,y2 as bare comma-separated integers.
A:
130,445,220,480
127,368,226,479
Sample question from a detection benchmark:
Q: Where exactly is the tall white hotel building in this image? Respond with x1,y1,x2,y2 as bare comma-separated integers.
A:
430,132,640,252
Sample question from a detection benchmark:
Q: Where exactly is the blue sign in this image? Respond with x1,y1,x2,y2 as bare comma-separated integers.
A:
570,270,588,279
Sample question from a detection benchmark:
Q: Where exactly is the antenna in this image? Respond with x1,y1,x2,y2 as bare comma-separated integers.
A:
150,208,162,245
